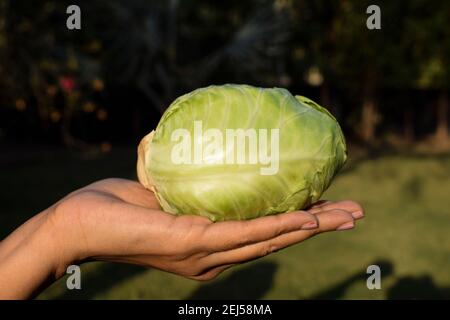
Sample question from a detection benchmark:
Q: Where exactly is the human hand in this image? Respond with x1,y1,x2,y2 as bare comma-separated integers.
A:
0,178,364,299
52,178,364,281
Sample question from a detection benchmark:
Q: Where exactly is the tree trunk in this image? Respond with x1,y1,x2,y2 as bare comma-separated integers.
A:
61,92,88,149
30,69,51,134
403,108,414,143
132,106,141,140
360,82,378,143
167,0,178,68
435,91,449,142
320,81,340,119
320,81,332,110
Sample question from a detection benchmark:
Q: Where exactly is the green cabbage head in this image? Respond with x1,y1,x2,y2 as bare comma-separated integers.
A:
137,84,347,221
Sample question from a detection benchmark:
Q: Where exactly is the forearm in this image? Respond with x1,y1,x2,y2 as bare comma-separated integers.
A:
0,208,71,299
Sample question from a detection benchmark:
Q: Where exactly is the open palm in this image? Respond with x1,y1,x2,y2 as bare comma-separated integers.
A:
56,178,364,281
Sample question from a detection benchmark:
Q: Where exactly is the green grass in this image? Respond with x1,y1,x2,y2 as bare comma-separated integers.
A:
1,147,450,299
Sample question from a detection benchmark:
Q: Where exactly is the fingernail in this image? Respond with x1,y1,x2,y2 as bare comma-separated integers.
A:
336,221,354,231
301,220,318,230
351,211,364,219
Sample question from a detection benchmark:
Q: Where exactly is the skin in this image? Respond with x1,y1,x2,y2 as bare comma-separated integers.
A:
0,178,364,299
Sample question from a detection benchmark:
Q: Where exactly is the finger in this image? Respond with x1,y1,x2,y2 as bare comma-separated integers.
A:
201,211,319,252
189,264,235,281
306,200,332,209
203,209,354,266
308,200,364,219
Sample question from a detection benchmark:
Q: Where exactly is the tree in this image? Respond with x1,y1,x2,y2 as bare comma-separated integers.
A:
0,0,290,146
290,1,342,113
413,1,450,149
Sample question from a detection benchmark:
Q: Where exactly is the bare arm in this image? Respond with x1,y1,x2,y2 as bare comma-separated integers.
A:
0,208,71,299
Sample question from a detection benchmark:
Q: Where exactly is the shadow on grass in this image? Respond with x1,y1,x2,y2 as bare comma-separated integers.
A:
309,258,450,299
188,261,277,300
49,258,450,300
309,259,394,299
387,275,450,299
53,262,148,300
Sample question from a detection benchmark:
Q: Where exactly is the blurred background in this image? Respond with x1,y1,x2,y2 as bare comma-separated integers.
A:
1,0,449,299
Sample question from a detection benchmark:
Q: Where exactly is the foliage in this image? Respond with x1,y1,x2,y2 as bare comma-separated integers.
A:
0,0,449,148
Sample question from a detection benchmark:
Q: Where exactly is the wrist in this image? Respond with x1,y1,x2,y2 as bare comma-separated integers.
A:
0,207,77,299
44,203,85,279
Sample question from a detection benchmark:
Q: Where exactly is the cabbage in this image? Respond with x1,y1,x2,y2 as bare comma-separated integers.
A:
137,84,347,221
